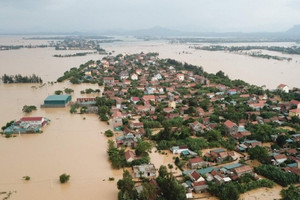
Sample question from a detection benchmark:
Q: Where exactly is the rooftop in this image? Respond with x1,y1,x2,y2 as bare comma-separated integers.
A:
45,95,71,101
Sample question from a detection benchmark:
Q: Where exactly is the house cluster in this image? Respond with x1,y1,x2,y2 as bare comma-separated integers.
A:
4,117,50,134
69,53,300,198
182,163,254,194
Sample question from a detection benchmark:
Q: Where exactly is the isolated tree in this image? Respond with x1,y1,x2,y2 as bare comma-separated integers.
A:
59,173,70,183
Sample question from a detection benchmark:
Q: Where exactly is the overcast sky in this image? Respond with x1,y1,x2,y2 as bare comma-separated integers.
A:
0,0,300,33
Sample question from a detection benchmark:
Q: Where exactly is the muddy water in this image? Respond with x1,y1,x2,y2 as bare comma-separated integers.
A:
149,148,181,176
0,83,121,200
240,185,282,200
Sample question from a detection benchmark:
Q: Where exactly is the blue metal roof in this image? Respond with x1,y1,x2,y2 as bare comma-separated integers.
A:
197,167,215,175
223,163,242,170
45,95,71,101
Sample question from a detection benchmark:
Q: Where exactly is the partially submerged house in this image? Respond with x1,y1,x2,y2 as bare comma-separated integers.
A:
4,117,50,134
133,164,156,178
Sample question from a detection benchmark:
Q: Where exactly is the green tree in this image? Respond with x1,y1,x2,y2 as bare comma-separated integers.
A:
135,140,152,156
22,105,37,113
248,146,269,163
138,182,157,200
280,185,300,200
59,173,70,183
55,90,63,95
107,140,125,169
64,88,74,94
157,167,186,200
117,170,137,200
105,130,114,137
276,135,288,148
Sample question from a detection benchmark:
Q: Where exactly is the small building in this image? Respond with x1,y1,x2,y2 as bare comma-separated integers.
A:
189,156,206,169
177,74,185,81
168,101,176,109
41,95,71,108
170,146,189,154
125,150,137,162
189,171,205,182
120,71,129,80
227,89,237,95
129,121,144,129
189,121,205,133
224,120,238,136
103,77,115,85
4,117,50,134
272,154,287,165
112,110,123,128
232,165,252,177
76,98,96,106
131,73,138,80
142,95,156,102
133,164,156,178
289,108,300,118
131,96,140,104
116,134,138,148
277,84,289,93
192,181,208,193
291,100,300,109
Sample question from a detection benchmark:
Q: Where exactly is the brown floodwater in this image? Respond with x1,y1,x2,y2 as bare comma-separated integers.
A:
0,83,123,200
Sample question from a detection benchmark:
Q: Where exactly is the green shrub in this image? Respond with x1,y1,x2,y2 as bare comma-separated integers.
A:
105,130,114,137
23,176,30,181
59,173,70,183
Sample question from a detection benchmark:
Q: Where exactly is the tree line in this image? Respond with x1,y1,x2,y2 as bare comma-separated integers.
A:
1,74,42,83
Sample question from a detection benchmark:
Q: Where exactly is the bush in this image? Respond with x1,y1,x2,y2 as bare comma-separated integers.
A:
22,105,37,113
23,176,30,181
59,173,70,183
108,177,115,181
64,88,74,94
55,90,63,95
105,130,114,137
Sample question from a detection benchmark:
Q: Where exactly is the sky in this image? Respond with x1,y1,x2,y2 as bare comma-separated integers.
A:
0,0,300,33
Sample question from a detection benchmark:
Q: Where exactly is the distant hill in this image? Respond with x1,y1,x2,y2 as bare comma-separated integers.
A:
99,25,300,41
286,25,300,36
3,25,300,41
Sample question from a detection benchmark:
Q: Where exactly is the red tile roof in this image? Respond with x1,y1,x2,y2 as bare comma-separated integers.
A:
291,100,300,106
278,84,287,88
224,120,235,128
290,108,300,113
142,95,155,101
20,117,43,122
233,165,252,174
193,181,206,186
274,154,287,160
125,150,136,161
191,171,201,181
131,97,140,102
113,111,122,118
189,156,203,164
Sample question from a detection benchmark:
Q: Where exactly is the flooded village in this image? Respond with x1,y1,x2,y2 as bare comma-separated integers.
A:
1,37,300,200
